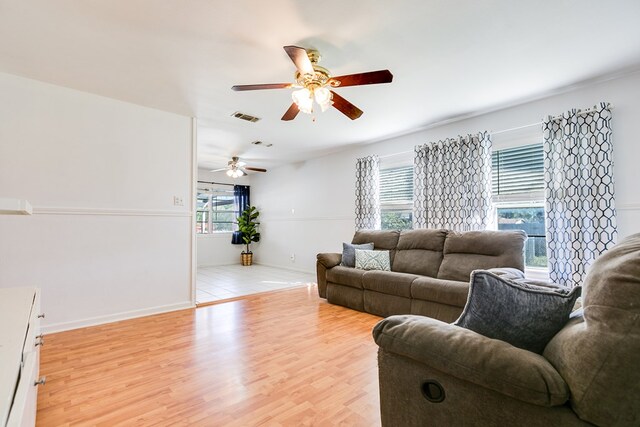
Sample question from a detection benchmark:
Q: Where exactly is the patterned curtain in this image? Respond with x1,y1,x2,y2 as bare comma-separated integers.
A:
354,155,381,230
413,132,492,231
543,102,617,288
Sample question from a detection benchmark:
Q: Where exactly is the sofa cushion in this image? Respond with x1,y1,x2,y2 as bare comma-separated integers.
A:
544,233,640,427
355,249,391,271
411,276,469,307
340,242,374,267
438,230,526,282
326,266,367,289
392,229,447,277
352,229,400,266
363,270,419,298
455,271,581,354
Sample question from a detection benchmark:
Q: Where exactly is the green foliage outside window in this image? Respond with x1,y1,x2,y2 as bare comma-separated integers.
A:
381,210,412,230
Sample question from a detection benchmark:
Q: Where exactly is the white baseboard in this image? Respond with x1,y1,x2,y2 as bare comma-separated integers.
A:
42,301,194,334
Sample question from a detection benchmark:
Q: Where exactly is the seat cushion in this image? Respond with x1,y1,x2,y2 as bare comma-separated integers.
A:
326,266,367,289
363,271,419,298
393,229,447,277
438,230,526,282
411,276,470,307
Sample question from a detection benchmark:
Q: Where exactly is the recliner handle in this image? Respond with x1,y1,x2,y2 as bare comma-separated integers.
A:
421,380,445,403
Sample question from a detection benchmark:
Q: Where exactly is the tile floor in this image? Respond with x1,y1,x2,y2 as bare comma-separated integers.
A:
196,264,317,304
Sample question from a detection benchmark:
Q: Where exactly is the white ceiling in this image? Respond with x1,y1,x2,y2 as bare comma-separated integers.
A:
1,0,640,171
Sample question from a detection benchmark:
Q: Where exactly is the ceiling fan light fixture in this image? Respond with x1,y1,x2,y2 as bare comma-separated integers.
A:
226,169,234,177
292,88,313,114
314,87,333,112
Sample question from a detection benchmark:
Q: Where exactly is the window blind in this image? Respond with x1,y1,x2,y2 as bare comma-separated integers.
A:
492,143,544,195
380,166,413,204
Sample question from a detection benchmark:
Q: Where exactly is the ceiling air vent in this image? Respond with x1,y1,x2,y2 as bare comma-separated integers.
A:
251,140,273,147
232,111,260,123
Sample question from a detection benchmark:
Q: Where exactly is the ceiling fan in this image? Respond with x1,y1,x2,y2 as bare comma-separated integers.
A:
232,45,393,121
211,157,267,178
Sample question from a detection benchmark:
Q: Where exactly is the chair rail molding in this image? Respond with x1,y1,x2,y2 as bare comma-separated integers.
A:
617,203,640,211
32,206,192,217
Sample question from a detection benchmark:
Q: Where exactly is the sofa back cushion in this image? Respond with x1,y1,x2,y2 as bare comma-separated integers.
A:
392,229,447,277
543,233,640,427
352,230,401,266
437,230,526,281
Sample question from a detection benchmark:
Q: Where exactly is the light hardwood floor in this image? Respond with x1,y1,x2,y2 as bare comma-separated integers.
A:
37,285,382,426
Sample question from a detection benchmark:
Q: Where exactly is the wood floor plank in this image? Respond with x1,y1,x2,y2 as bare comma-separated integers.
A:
37,285,382,426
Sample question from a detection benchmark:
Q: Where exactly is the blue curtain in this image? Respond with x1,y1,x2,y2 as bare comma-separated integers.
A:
232,185,250,244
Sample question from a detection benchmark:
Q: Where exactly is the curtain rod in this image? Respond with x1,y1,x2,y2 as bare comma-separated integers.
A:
197,180,235,187
378,150,413,159
376,105,613,157
491,105,613,136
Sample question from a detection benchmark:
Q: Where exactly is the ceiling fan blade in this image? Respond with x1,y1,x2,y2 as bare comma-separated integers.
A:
281,103,300,121
245,167,267,173
210,168,228,172
232,83,292,91
283,45,314,75
329,70,393,88
330,91,363,120
238,168,248,176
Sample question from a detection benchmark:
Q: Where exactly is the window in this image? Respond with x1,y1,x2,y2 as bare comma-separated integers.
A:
196,188,236,234
380,165,413,230
496,206,547,268
492,143,544,196
492,143,548,269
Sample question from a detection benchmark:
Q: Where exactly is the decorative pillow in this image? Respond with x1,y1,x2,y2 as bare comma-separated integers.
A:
341,242,374,267
454,270,581,354
355,249,391,271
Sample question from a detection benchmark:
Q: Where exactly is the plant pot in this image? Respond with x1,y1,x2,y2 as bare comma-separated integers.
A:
241,252,253,266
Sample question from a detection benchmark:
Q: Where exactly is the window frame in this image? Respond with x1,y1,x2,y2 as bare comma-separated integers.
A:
493,200,549,279
196,187,237,235
491,131,549,278
379,160,414,231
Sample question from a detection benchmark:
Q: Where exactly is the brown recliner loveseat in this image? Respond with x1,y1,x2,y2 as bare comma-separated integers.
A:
316,228,526,322
373,233,640,426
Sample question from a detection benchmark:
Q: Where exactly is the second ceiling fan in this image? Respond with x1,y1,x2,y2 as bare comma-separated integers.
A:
232,46,393,121
211,157,267,178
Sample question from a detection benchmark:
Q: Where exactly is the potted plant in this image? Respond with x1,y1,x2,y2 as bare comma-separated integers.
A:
236,205,260,266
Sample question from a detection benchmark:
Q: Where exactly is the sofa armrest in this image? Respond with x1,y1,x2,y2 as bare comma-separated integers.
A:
317,252,342,268
373,315,569,407
316,253,342,299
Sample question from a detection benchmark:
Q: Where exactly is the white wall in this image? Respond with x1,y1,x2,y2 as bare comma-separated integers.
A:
0,72,194,332
251,71,640,273
196,169,251,267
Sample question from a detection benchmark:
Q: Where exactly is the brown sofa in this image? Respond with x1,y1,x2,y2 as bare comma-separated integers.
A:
316,228,526,322
373,232,640,427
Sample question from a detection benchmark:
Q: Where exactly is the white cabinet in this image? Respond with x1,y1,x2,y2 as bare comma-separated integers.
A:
0,288,43,427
